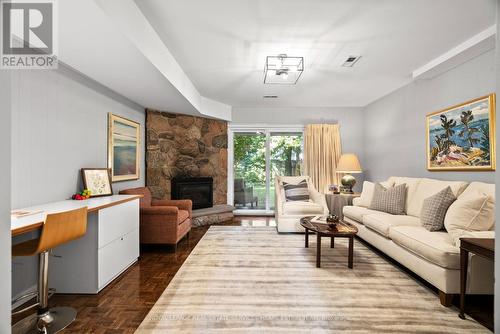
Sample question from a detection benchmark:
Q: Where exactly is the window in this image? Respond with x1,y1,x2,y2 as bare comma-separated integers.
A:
229,127,303,213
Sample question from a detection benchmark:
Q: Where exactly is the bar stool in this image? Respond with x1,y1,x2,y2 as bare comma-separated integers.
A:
12,207,88,334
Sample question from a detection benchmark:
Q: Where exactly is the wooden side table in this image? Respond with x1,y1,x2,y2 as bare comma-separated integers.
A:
458,238,494,320
325,193,360,219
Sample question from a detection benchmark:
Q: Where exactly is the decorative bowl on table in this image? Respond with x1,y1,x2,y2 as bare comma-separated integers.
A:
326,214,339,228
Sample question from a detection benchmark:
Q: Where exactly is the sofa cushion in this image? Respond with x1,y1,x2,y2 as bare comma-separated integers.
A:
456,181,495,232
444,191,495,241
369,183,406,215
282,201,324,215
407,178,468,217
343,206,382,222
283,179,310,202
363,214,420,238
420,186,456,231
356,180,395,208
461,181,495,198
389,226,460,269
388,177,421,214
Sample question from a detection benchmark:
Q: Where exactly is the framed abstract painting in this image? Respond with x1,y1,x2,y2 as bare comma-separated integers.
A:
108,113,140,181
426,94,496,171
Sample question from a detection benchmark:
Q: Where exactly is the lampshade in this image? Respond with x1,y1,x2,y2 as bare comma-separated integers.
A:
336,154,362,173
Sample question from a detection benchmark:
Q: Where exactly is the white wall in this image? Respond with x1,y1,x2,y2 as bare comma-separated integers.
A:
362,49,496,183
0,70,12,332
11,64,146,298
11,64,146,208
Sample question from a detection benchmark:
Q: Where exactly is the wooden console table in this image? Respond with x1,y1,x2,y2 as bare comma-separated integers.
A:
458,238,494,320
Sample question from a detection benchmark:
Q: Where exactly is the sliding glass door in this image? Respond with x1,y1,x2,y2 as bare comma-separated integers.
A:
231,127,303,213
269,132,303,210
233,132,266,210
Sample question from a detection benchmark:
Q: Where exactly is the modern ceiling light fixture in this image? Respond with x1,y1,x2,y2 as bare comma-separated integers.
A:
263,54,304,85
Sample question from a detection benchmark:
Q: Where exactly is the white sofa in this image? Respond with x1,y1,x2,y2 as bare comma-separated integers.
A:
343,176,495,305
275,176,329,232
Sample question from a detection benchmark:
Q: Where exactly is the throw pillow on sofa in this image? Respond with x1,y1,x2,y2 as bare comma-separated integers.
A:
444,191,494,234
283,179,310,202
420,186,456,231
369,183,406,215
357,180,395,207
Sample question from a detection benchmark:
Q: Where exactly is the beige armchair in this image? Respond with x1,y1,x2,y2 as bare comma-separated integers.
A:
274,176,328,232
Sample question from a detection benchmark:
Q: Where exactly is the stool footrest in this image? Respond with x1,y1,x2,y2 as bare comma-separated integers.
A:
12,302,40,316
12,291,38,306
12,288,56,317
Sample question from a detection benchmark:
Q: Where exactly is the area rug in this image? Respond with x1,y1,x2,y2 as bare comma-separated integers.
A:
136,226,489,333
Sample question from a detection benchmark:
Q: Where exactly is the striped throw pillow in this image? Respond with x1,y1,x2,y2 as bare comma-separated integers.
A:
283,180,310,202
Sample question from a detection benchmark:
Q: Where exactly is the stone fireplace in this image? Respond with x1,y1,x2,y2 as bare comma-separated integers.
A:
145,109,228,204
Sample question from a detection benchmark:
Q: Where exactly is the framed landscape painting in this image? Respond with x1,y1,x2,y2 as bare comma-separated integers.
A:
426,94,496,171
108,113,140,181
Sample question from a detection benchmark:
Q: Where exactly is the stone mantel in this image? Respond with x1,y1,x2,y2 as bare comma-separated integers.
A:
145,109,228,204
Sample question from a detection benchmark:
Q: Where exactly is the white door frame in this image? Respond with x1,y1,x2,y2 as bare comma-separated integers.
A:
228,124,304,216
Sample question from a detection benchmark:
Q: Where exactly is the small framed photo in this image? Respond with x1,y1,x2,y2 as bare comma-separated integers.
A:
81,168,113,197
329,184,340,194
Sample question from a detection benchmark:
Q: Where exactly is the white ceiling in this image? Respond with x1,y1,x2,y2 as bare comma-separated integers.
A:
136,0,496,108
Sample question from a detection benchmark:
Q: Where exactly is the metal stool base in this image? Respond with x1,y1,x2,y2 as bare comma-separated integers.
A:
12,307,77,334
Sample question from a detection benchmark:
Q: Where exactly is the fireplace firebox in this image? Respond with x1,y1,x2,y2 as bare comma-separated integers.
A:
171,177,213,210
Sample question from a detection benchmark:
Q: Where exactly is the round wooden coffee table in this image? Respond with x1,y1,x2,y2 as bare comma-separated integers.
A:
300,216,358,269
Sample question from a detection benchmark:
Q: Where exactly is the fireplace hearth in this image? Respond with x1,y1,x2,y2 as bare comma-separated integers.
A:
171,177,214,210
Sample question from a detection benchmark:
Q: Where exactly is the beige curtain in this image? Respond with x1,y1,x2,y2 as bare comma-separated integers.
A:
303,124,342,193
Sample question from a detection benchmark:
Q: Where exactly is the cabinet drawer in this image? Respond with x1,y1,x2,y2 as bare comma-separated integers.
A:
98,199,139,248
98,228,139,290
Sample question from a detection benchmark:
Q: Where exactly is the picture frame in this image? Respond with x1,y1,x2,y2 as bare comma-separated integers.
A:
108,113,140,182
81,168,113,197
426,94,496,171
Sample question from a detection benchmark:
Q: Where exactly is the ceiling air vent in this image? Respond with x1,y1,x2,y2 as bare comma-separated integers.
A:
263,95,278,99
342,55,361,67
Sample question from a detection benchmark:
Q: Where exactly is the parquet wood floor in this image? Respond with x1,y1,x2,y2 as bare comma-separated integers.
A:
12,216,492,333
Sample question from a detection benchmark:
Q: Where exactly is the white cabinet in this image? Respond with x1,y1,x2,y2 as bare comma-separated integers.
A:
49,198,140,294
98,229,139,290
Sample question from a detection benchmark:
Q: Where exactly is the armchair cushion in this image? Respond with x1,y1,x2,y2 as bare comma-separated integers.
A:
152,199,193,217
177,210,190,224
283,201,324,215
141,206,178,215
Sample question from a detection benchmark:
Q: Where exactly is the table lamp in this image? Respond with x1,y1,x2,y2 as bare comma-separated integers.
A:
336,153,362,193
